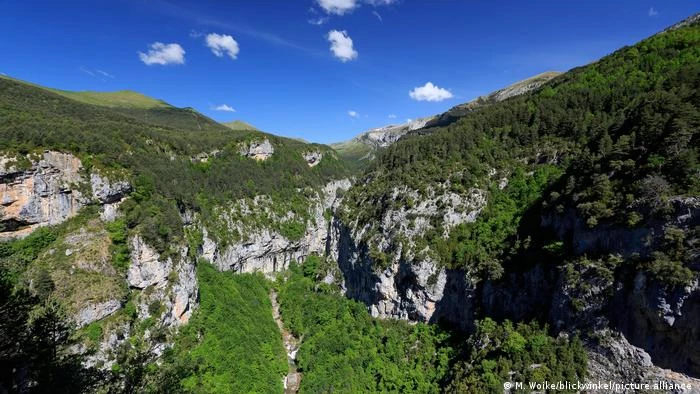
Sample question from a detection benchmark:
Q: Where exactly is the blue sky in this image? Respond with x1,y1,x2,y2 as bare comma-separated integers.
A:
1,1,698,143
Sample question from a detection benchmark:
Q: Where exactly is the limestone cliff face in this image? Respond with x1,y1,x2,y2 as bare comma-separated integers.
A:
332,184,487,328
1,151,85,238
332,176,700,378
199,179,351,274
302,151,323,167
127,235,198,326
0,151,131,238
239,138,274,161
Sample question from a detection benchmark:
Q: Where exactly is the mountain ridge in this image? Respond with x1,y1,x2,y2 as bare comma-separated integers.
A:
331,71,561,166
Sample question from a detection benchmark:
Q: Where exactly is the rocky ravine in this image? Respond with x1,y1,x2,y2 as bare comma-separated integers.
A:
330,185,700,386
270,290,302,393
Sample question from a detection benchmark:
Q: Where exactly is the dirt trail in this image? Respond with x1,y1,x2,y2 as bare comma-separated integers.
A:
270,290,302,393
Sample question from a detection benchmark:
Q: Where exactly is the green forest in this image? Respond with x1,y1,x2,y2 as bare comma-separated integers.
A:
342,21,700,284
1,12,698,394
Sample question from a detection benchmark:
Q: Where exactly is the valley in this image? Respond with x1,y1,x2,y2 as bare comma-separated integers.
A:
1,10,699,394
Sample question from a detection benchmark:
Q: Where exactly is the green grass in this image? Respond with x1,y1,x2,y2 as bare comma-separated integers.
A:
49,90,172,109
0,75,171,109
222,120,259,131
330,139,374,172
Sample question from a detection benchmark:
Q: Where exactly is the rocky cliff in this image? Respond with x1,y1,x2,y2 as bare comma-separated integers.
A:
332,182,487,326
199,179,351,274
331,190,700,381
0,151,130,239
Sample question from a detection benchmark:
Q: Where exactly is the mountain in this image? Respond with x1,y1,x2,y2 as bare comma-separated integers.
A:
1,13,699,393
48,89,172,109
222,120,259,131
332,72,561,167
429,71,562,126
335,14,700,386
0,75,170,109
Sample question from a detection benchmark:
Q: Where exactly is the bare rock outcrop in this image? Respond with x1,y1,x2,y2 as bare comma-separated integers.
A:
239,139,274,161
127,235,198,325
200,179,351,275
0,151,132,237
302,151,323,167
75,300,121,328
1,151,85,238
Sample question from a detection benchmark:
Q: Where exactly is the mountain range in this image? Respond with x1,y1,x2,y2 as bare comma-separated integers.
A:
0,13,699,394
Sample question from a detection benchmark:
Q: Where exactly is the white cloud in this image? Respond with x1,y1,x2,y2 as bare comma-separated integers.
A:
316,0,397,15
409,82,453,102
96,70,114,78
81,66,115,80
308,17,329,25
372,10,383,21
327,30,358,62
365,0,398,5
388,114,397,119
80,66,95,76
317,0,357,15
189,29,204,38
348,110,358,118
139,42,185,65
213,104,236,112
648,7,658,17
206,33,240,60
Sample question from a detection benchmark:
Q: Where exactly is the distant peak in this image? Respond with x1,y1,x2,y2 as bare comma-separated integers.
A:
664,12,700,32
222,120,259,131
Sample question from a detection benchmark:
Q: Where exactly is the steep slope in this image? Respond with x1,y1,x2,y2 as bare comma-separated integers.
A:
223,119,259,131
429,71,562,126
47,89,171,109
333,14,700,383
0,75,235,135
332,72,560,168
0,76,352,390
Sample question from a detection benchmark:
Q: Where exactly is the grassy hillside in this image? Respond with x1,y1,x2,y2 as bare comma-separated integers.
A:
222,120,259,131
48,89,171,109
0,76,172,109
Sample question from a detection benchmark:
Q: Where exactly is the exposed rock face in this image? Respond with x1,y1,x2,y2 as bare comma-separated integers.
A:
332,184,486,328
302,151,323,167
90,173,131,204
543,197,700,258
1,151,85,238
127,236,173,289
333,178,700,378
613,273,700,377
585,331,700,393
361,117,435,148
200,179,351,274
190,149,220,163
91,172,131,222
240,139,274,161
127,235,198,325
0,151,132,237
75,300,121,328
